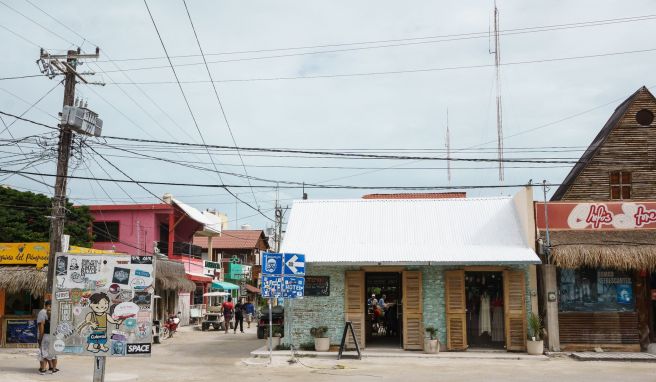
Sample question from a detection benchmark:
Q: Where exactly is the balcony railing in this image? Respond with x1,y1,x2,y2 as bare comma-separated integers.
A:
157,241,203,258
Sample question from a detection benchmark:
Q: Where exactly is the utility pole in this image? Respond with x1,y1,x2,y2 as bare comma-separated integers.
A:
39,48,100,296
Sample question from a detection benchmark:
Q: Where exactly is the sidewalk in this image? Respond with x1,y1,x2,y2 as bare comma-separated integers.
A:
250,345,549,361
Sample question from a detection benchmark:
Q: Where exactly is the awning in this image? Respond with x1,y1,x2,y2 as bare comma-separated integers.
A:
0,266,46,297
185,273,213,283
211,280,239,290
171,198,221,234
547,230,656,271
156,258,196,292
203,291,230,297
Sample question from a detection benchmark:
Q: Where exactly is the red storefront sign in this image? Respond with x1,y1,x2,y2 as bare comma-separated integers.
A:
535,202,656,230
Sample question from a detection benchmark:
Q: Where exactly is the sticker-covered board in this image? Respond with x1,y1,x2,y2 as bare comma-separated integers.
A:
50,252,155,357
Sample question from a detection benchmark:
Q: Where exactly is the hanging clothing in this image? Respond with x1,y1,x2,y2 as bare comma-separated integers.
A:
491,305,504,342
479,294,491,335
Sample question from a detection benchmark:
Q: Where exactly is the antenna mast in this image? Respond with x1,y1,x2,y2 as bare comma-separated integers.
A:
446,109,451,183
491,2,504,182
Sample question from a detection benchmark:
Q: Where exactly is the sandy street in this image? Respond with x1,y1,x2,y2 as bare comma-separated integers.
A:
0,326,655,382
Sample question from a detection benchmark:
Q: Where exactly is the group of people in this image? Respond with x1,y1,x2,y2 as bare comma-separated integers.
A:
220,296,256,334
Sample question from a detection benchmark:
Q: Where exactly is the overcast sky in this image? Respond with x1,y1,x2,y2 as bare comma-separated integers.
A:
1,0,655,231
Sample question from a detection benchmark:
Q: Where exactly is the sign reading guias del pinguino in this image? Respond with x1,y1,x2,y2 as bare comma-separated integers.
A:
49,252,155,357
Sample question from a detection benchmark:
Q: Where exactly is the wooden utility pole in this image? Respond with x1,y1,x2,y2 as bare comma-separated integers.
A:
40,48,100,296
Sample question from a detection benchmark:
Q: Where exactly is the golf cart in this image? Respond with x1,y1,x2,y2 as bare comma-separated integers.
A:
201,291,231,331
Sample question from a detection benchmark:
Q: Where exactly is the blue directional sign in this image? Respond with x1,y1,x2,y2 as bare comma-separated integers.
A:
283,253,305,276
261,252,283,275
261,275,283,298
283,276,305,299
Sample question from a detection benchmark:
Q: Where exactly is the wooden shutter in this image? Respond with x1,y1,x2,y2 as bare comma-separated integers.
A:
402,271,423,350
344,271,365,349
445,270,467,350
503,270,527,351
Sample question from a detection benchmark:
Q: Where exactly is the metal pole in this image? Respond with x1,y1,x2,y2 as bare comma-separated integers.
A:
268,297,273,364
92,356,105,382
542,180,552,264
46,50,78,295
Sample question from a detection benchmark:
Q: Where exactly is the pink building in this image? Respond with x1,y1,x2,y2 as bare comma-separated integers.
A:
88,195,221,314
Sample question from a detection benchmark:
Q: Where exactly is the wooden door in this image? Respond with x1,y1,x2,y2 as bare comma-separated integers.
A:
503,270,527,351
344,271,365,349
445,270,467,350
402,271,423,350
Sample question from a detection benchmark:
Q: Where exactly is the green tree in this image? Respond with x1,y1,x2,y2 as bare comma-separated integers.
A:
0,186,93,247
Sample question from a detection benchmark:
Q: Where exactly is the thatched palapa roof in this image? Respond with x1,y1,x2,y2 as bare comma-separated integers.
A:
0,266,47,297
155,257,195,292
548,230,656,270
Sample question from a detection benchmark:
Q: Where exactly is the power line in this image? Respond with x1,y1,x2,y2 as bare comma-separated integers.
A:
182,0,259,210
93,14,656,66
104,46,656,84
143,0,271,222
0,74,51,81
0,167,563,190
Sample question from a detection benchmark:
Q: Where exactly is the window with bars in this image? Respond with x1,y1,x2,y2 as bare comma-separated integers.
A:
610,171,631,199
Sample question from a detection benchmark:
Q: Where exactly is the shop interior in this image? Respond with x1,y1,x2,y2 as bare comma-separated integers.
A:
365,272,402,347
465,271,505,349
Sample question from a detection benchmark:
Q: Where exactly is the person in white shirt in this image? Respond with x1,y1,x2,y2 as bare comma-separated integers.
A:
37,300,58,375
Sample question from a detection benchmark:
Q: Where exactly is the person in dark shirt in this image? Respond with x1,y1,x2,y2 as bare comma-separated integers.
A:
234,299,245,333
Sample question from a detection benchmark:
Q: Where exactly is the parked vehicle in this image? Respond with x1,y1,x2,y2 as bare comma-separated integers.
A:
161,312,180,340
257,305,284,339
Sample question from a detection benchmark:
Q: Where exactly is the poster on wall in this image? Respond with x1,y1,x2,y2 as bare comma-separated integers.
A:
3,319,38,346
49,252,155,357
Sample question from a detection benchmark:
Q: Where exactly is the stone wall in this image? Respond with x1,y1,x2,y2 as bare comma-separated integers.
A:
284,264,358,347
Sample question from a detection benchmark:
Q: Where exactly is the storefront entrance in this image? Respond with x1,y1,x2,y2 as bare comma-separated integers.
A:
365,272,402,347
445,269,527,352
344,270,423,350
464,271,504,349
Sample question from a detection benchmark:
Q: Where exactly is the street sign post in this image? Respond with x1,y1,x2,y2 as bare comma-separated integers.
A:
260,252,306,363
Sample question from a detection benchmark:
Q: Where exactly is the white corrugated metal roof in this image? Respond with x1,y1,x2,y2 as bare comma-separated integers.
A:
280,197,540,264
171,198,221,234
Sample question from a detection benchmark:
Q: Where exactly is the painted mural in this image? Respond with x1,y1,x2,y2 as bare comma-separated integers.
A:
49,253,155,357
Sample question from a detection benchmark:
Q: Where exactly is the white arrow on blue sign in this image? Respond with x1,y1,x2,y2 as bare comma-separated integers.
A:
283,253,305,275
261,252,283,275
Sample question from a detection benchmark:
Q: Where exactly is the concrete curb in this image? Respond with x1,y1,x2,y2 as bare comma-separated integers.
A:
250,346,549,361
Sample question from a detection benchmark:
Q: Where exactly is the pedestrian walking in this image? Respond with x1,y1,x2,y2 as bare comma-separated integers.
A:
234,299,245,333
244,299,255,328
221,296,234,334
37,300,58,375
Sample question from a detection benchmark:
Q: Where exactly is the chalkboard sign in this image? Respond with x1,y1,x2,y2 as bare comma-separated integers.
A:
304,276,330,296
3,319,38,346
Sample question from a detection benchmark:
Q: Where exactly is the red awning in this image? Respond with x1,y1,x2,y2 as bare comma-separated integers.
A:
186,273,213,283
244,284,260,294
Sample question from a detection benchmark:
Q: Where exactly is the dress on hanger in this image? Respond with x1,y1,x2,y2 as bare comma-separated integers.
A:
491,297,504,342
479,293,491,335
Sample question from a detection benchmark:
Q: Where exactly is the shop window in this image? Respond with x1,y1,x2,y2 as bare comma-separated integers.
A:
558,268,635,312
5,291,39,316
193,285,204,305
92,221,120,242
610,171,631,199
